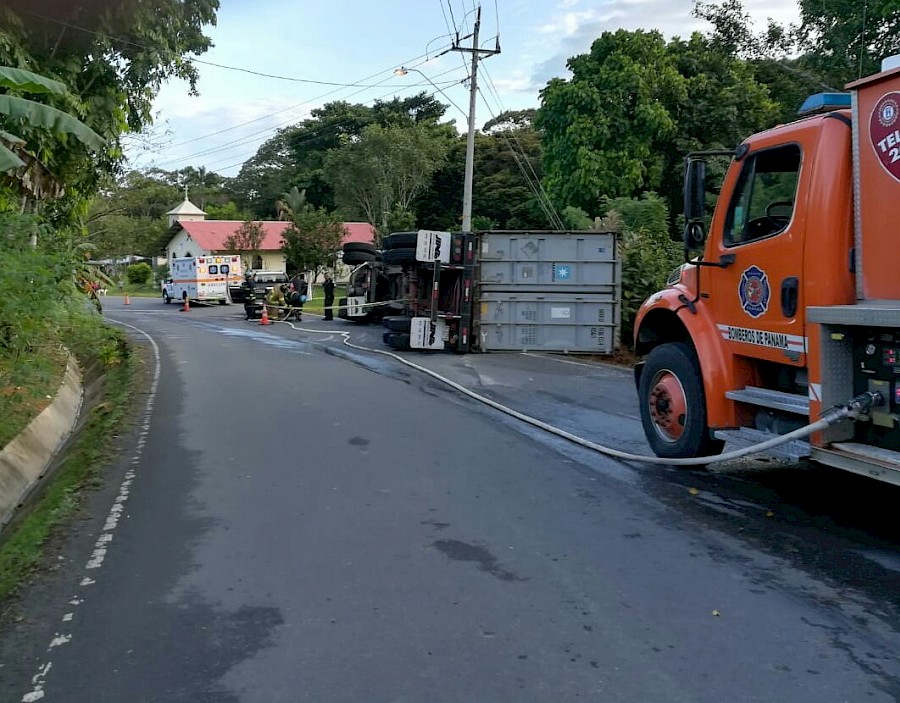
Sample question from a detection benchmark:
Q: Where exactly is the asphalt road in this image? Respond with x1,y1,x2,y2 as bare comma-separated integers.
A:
1,297,899,702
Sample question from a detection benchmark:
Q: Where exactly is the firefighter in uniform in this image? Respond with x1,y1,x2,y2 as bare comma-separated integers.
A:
242,273,258,320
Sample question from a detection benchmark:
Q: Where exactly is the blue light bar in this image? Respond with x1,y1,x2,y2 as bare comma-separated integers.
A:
798,92,852,116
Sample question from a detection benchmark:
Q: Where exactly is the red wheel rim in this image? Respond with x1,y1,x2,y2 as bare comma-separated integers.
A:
648,370,687,442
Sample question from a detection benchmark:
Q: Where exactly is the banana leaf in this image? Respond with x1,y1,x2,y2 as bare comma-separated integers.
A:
0,66,67,95
0,95,104,151
0,143,25,172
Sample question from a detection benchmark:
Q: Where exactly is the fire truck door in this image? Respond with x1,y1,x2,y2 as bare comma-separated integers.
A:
705,143,807,364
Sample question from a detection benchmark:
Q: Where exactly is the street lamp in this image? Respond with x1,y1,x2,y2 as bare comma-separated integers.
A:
394,66,476,232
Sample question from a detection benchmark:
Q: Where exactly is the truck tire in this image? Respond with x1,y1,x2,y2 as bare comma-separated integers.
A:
382,316,412,333
343,250,376,265
163,291,171,304
343,242,378,255
382,232,418,250
385,333,411,350
382,247,416,266
638,342,724,460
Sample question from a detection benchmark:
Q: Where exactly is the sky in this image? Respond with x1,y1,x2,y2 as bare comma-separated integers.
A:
132,0,802,177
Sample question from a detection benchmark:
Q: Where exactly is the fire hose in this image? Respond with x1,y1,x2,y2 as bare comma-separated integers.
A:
271,314,884,467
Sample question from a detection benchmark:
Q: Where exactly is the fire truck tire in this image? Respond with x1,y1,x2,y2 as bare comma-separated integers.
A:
382,316,412,333
343,242,378,255
382,232,418,249
343,250,376,265
638,342,724,460
382,247,416,266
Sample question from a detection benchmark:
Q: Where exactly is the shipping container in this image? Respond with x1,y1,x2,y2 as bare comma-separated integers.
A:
478,231,618,291
476,291,618,353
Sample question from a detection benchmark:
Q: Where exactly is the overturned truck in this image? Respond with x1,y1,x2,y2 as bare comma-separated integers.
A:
338,230,621,354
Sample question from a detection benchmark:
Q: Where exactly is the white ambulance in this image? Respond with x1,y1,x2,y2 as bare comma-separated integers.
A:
162,255,243,305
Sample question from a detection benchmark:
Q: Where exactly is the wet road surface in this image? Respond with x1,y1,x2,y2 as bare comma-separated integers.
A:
1,298,898,702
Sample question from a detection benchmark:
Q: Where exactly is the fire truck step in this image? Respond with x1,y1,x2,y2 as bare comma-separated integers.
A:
725,387,810,415
714,427,811,461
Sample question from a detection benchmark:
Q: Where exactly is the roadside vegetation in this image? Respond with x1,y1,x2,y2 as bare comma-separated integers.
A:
0,2,219,600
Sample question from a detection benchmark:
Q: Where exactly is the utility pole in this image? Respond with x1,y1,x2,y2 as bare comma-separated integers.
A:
452,5,499,232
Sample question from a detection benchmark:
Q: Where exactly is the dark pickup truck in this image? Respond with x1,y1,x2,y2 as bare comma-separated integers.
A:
229,270,289,318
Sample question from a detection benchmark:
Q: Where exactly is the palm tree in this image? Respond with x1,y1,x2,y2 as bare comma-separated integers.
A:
276,186,308,221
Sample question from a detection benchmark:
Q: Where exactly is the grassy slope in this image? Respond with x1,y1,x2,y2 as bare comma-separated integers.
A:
0,343,68,448
0,328,137,603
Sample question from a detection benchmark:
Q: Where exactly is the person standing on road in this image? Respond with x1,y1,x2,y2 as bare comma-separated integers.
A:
290,272,308,321
322,272,335,321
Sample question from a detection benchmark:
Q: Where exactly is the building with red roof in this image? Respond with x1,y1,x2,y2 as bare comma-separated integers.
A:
161,198,375,274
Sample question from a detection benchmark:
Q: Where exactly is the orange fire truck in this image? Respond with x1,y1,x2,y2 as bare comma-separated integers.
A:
634,57,900,485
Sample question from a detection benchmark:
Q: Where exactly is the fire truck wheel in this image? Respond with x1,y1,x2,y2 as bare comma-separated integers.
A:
382,232,418,249
638,342,723,460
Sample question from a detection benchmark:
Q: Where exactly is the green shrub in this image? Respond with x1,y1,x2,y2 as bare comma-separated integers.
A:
126,262,152,285
604,192,682,348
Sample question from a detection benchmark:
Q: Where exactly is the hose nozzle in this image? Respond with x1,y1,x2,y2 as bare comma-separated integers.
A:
846,391,885,420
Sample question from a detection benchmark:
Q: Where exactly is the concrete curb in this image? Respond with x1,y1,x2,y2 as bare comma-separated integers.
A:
0,356,84,528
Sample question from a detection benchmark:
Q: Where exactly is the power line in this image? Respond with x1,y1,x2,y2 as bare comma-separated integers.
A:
445,0,460,39
152,64,467,169
477,66,564,229
482,72,556,217
437,0,455,40
155,66,469,174
478,86,563,229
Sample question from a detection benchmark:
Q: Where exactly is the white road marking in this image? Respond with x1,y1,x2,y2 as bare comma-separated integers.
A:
21,319,160,703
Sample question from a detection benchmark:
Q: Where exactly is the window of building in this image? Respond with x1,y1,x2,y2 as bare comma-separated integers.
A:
252,255,263,270
724,144,801,246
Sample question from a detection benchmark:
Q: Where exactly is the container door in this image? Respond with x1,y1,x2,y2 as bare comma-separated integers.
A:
706,143,807,366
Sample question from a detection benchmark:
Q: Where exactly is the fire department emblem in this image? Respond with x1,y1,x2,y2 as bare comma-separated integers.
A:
878,97,898,128
871,92,900,182
739,265,770,318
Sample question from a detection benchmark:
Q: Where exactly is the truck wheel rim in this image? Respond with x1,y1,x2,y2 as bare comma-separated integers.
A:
648,370,687,442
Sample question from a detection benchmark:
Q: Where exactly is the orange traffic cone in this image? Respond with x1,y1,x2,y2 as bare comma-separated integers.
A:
124,293,131,305
182,297,190,312
260,306,271,325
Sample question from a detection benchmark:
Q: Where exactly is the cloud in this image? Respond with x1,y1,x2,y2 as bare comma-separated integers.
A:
525,0,800,93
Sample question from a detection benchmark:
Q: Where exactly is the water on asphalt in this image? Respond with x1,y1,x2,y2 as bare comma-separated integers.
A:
1,298,898,702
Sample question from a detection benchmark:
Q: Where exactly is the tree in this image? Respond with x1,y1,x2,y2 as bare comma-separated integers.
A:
694,0,900,121
126,261,152,285
603,193,681,346
280,193,345,278
0,66,103,173
224,219,266,271
0,1,218,221
537,30,686,213
483,109,537,133
414,126,550,231
84,169,182,258
323,123,448,236
0,66,105,216
229,94,453,220
537,29,779,221
204,201,248,221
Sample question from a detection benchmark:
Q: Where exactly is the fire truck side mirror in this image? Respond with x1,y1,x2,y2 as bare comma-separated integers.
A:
682,158,707,249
